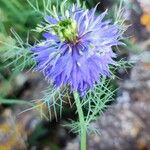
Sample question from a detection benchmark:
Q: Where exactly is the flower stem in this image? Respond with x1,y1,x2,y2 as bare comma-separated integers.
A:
73,91,87,150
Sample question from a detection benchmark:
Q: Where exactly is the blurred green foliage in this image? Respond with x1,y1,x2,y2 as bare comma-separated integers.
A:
0,0,45,98
0,0,43,37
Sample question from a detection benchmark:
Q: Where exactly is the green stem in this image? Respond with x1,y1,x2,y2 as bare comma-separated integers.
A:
73,91,87,150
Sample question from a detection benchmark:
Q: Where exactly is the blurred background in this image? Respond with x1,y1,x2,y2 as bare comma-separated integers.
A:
0,0,150,150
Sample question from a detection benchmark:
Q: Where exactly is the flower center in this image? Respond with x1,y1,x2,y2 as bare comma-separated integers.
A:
52,18,77,43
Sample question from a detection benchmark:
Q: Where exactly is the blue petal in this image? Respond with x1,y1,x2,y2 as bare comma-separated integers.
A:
42,32,59,42
44,16,58,24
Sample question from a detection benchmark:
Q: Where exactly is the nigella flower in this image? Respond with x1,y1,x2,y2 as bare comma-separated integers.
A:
32,5,123,95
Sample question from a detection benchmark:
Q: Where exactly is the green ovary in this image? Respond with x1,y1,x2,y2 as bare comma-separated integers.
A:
52,18,77,43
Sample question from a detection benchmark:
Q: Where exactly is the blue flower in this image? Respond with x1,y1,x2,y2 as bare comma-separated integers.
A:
32,6,123,95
